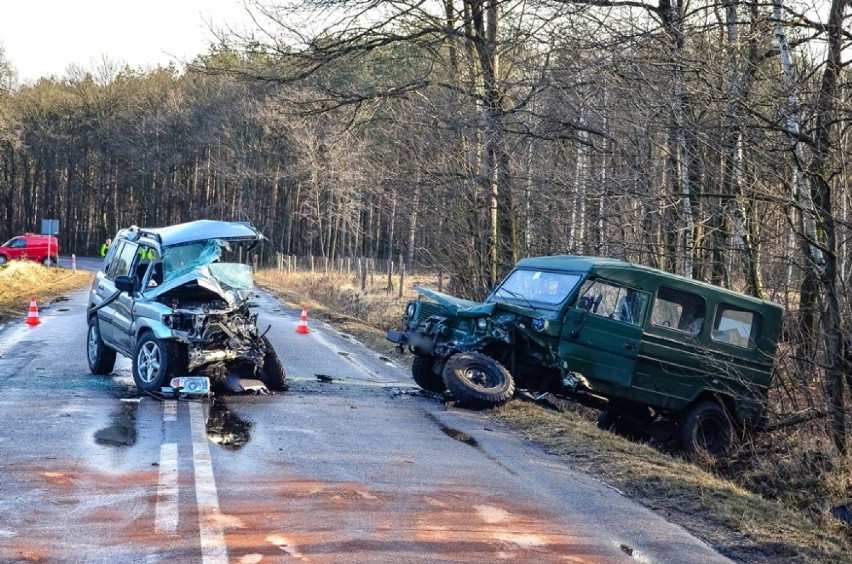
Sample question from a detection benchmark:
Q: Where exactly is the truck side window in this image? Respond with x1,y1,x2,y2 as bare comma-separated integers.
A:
652,286,706,335
712,305,760,348
577,280,647,326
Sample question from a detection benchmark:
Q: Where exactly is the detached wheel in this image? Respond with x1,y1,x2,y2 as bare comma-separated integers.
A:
260,336,288,391
411,354,445,393
442,352,514,408
678,401,733,458
132,332,182,393
87,317,116,375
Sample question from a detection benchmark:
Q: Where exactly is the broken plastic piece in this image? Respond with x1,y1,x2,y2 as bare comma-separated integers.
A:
170,377,211,395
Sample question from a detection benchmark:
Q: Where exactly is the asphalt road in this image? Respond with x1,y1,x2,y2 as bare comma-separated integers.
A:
0,273,732,563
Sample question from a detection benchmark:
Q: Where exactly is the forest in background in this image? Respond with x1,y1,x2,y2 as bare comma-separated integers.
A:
2,1,852,457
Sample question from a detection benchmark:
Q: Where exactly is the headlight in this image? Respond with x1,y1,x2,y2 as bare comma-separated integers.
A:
476,318,488,330
406,303,416,318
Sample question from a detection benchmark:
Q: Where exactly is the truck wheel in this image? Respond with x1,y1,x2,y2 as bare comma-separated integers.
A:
260,336,288,391
132,333,182,393
87,317,116,375
678,401,733,458
411,354,445,393
442,352,514,408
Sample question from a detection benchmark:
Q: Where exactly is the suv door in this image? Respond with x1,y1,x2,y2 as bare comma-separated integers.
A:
94,240,139,350
559,279,649,387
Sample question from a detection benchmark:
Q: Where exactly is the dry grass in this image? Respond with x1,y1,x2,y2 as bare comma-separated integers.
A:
0,261,93,322
496,401,851,563
255,268,437,351
257,268,852,563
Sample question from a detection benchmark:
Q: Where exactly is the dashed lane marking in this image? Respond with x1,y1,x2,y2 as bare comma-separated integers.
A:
190,402,228,564
163,401,177,422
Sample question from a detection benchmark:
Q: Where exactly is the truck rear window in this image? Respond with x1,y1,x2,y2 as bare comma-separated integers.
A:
712,305,760,348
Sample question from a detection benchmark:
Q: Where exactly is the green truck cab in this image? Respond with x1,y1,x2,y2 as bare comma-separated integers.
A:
387,256,783,457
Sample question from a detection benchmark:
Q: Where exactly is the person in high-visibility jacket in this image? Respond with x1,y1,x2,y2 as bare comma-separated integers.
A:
100,238,111,257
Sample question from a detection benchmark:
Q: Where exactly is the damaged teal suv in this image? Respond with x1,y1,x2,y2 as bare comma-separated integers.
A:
387,256,783,457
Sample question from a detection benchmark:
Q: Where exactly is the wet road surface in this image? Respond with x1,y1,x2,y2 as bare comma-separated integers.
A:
0,287,732,563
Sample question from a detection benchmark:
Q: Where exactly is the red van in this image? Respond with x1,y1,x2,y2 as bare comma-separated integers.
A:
0,234,59,266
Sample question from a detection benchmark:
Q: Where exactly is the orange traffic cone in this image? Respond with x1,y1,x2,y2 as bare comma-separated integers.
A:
296,306,310,334
25,296,41,326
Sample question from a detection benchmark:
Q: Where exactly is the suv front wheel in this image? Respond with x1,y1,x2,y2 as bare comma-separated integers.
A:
132,333,182,392
87,317,116,375
442,352,515,408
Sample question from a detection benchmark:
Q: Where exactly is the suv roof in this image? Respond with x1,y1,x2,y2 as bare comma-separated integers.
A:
119,220,265,248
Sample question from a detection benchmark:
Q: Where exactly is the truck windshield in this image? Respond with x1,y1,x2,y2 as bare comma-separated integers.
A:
492,270,582,306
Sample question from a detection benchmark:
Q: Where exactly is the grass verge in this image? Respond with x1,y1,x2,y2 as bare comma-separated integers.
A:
0,262,93,322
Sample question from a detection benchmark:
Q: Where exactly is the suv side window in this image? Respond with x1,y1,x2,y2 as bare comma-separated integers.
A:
652,286,706,335
106,241,138,280
712,305,760,348
577,279,648,326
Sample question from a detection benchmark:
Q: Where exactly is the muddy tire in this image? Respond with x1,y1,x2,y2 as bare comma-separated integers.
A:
442,352,514,408
411,354,445,393
678,401,733,458
260,336,288,391
87,317,116,375
132,332,182,393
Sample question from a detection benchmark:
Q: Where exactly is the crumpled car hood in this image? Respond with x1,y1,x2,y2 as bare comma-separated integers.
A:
415,286,496,317
145,264,252,307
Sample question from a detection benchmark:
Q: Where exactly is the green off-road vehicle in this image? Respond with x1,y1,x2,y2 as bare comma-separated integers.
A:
387,255,783,456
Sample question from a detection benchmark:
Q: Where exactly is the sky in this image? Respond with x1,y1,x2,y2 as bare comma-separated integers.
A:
0,0,255,84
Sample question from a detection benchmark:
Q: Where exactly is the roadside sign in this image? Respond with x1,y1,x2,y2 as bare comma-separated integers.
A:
41,219,59,235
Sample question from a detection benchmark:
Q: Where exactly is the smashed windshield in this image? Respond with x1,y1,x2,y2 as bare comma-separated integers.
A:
492,269,582,306
162,239,253,289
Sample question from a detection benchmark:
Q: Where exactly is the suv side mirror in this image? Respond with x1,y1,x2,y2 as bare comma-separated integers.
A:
115,275,137,294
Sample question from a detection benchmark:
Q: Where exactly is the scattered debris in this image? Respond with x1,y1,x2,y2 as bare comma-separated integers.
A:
316,374,335,382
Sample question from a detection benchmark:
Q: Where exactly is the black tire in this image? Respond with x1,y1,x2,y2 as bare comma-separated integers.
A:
0,255,6,265
260,336,288,391
42,256,56,266
678,401,733,458
87,317,116,375
132,332,182,393
411,354,445,393
442,352,515,408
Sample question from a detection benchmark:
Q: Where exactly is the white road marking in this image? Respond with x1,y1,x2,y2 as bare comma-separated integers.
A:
190,402,228,564
163,401,177,422
155,443,179,534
